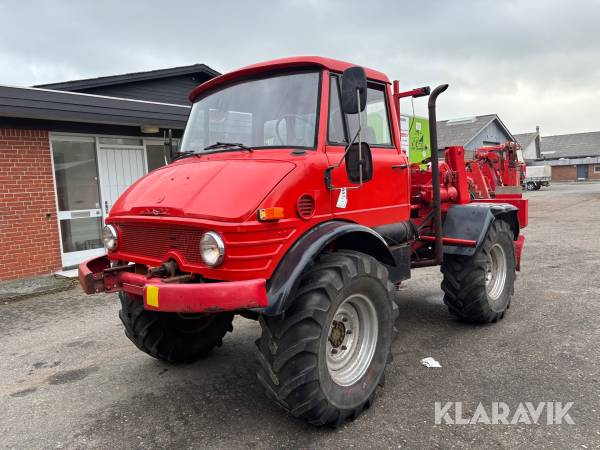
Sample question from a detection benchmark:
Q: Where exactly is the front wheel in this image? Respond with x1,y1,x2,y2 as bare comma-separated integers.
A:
526,181,536,191
441,219,516,323
119,292,234,363
255,250,396,427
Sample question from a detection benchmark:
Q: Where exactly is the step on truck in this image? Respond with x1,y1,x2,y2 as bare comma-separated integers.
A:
79,57,528,427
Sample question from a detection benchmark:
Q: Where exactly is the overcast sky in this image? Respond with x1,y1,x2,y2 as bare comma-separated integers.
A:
1,0,599,136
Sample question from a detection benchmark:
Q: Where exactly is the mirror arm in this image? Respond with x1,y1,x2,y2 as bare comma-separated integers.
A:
325,88,366,191
325,166,334,190
335,127,361,167
325,127,364,191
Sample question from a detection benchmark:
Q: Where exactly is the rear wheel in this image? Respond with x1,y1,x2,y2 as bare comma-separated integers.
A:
119,292,234,363
526,181,536,191
441,219,516,323
255,250,396,427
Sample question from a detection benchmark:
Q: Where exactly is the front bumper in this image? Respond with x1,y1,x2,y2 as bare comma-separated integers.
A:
78,256,268,313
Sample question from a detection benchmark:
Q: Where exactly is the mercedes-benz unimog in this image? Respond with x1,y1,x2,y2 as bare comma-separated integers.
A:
79,57,528,427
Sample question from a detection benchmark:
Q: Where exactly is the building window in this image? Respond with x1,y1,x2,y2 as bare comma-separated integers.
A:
594,165,600,173
98,137,143,146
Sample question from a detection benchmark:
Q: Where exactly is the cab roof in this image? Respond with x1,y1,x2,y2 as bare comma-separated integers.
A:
188,56,390,102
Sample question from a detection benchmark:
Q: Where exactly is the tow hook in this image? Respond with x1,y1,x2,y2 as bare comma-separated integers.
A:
148,260,179,278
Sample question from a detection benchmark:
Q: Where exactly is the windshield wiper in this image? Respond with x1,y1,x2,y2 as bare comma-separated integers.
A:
172,151,199,161
203,142,253,152
172,143,253,161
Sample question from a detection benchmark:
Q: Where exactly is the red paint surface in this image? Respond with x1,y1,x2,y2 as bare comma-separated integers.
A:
142,278,268,313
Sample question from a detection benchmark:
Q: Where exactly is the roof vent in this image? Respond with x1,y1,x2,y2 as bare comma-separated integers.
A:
446,117,477,126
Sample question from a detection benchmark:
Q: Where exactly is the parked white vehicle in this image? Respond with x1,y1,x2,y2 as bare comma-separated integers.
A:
524,165,551,191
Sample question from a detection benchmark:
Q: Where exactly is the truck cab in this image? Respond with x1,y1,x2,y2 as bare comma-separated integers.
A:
97,58,411,285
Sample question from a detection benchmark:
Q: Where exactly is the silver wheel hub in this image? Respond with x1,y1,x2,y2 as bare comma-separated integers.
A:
485,243,507,303
326,293,378,387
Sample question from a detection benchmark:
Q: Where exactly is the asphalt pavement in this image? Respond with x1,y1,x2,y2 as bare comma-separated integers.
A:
1,183,599,449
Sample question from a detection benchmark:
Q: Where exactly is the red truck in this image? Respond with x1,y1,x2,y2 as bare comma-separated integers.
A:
79,57,527,427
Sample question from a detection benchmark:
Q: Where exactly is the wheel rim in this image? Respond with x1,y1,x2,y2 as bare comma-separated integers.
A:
326,293,378,387
485,243,507,303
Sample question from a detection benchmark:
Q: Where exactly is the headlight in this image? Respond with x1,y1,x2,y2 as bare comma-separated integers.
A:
200,231,225,267
102,225,118,251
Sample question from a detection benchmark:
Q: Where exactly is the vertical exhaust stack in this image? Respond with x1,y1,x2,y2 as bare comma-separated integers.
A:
427,84,449,264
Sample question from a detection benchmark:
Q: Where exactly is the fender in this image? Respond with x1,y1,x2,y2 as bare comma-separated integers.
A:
263,220,395,316
442,203,519,256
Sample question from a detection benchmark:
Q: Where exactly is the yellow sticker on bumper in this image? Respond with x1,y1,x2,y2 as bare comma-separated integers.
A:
146,285,159,308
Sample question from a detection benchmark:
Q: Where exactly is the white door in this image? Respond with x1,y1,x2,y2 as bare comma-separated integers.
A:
98,147,146,216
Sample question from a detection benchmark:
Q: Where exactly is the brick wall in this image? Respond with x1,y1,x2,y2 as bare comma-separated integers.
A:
551,165,577,182
588,164,600,180
0,128,62,281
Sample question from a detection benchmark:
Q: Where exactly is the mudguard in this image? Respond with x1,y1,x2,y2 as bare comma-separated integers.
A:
263,221,395,316
442,203,519,256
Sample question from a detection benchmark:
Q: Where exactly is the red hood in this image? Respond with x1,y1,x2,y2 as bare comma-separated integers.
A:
110,159,296,222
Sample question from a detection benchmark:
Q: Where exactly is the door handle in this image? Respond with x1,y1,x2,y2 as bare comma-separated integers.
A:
392,164,408,170
104,201,109,214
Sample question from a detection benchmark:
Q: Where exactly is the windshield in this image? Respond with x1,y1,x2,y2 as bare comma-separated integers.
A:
181,71,321,153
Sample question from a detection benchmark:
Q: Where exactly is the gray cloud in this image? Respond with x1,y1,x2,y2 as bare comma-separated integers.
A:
1,0,599,135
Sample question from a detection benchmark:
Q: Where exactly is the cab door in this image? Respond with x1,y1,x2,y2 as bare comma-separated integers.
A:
326,75,410,227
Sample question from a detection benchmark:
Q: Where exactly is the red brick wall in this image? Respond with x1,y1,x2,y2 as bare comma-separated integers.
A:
551,165,577,181
588,164,600,180
0,128,62,281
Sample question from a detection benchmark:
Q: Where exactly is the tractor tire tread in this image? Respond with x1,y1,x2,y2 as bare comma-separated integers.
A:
441,219,515,324
119,292,234,363
255,250,394,427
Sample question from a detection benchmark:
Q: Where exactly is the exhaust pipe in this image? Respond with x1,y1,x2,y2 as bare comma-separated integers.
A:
428,84,449,265
412,84,449,268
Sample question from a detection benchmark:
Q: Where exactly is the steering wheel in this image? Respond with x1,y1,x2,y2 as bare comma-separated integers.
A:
275,114,313,145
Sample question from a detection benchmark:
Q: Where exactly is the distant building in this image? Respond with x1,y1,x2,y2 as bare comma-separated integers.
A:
530,131,600,182
514,126,541,162
436,114,515,160
0,64,219,280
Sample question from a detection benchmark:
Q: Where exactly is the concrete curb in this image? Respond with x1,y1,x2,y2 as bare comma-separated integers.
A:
0,275,78,304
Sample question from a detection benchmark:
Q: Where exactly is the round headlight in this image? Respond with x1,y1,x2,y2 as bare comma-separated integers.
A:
102,225,118,251
200,231,225,267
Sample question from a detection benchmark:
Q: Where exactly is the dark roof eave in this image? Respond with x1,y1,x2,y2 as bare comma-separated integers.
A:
0,85,189,129
34,64,221,91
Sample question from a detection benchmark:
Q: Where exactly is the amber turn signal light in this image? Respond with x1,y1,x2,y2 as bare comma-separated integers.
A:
258,207,285,221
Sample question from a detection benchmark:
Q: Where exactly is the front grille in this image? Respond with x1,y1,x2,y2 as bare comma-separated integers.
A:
118,223,204,264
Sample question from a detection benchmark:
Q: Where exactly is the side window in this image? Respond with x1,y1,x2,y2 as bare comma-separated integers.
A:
328,76,346,144
347,85,392,146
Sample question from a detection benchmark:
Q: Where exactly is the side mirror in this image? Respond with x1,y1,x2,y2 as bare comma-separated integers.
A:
341,67,367,114
345,142,373,183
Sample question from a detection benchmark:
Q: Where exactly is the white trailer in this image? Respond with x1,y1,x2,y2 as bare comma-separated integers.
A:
524,165,551,190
